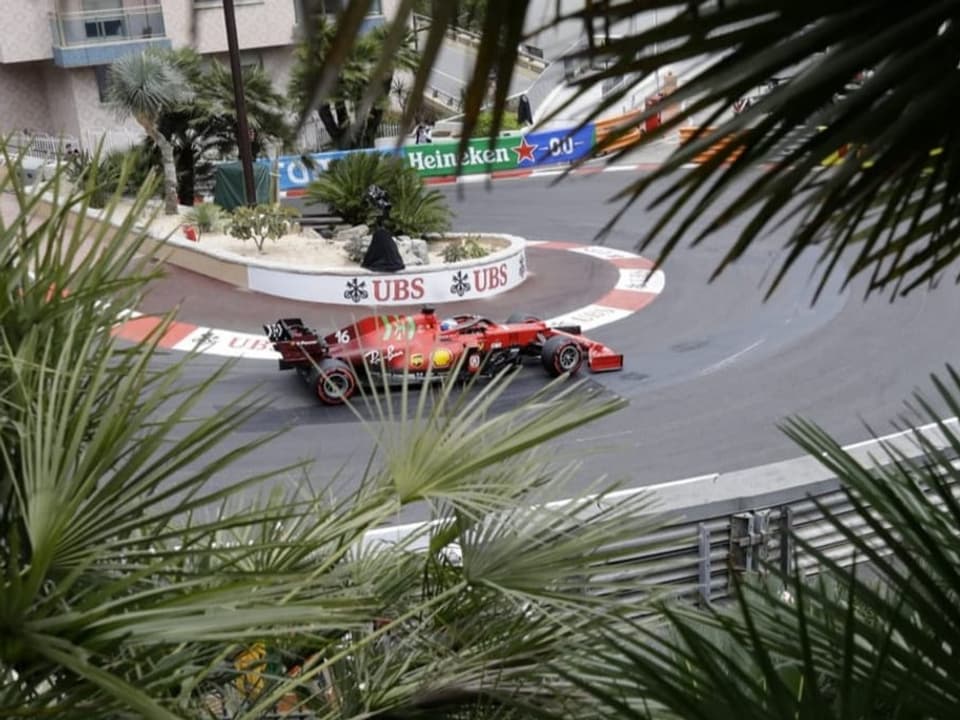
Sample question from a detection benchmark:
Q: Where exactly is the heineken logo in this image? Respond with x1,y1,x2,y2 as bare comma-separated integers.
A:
407,145,512,172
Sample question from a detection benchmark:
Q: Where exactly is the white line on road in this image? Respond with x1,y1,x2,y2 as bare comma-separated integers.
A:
697,339,764,377
430,68,467,87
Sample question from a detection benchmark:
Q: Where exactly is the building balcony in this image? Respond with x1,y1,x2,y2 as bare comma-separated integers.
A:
49,4,172,68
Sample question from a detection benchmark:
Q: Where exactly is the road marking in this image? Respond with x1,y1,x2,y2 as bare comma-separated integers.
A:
697,339,764,377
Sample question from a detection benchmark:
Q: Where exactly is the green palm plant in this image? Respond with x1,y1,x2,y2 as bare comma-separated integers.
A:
290,14,420,148
380,156,452,236
106,49,194,215
306,150,393,225
307,151,452,235
1,139,679,718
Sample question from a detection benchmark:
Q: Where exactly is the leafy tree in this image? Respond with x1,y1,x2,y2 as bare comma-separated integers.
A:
106,49,192,214
145,48,291,205
289,15,419,149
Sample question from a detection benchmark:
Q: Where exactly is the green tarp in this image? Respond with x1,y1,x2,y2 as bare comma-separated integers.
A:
213,162,271,210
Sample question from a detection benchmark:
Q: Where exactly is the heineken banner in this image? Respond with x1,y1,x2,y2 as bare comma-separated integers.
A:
273,124,598,191
404,137,519,177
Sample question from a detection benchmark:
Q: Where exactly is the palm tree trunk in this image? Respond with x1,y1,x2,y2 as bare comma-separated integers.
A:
138,114,179,215
155,134,179,215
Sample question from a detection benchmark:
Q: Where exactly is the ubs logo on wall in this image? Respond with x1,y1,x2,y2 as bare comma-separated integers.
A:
343,278,369,303
450,271,471,297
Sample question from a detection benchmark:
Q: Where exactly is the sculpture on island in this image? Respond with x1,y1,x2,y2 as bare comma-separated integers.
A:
361,184,405,273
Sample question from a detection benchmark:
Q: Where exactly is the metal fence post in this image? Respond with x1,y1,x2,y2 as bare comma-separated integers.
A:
779,505,794,576
697,523,711,606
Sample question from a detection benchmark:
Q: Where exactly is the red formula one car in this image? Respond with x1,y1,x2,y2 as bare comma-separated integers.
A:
263,307,623,404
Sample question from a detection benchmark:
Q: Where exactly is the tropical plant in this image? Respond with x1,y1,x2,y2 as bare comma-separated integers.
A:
289,15,419,149
106,49,193,215
63,144,160,208
227,203,301,252
2,138,687,718
194,55,293,158
442,236,490,263
305,150,390,225
384,156,453,236
297,1,957,297
183,202,225,234
307,151,452,235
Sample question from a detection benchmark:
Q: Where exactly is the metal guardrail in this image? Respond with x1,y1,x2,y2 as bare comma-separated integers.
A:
367,418,960,605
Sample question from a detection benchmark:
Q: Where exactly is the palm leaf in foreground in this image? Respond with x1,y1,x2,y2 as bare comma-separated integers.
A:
2,141,676,718
316,1,960,299
543,1,960,300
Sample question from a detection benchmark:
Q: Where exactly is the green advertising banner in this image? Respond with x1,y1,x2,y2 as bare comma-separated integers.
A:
403,137,521,177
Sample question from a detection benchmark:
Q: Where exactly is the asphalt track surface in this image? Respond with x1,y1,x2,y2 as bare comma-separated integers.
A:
146,169,960,498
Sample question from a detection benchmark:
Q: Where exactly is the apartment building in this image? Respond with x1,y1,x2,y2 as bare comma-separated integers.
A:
0,0,394,149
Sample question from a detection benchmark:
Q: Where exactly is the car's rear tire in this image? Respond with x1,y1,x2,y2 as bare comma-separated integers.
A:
541,335,584,377
313,358,358,405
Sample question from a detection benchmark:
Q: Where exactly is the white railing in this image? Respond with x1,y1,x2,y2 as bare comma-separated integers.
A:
49,4,166,48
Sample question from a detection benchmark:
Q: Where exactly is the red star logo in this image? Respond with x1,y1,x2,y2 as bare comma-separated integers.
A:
513,137,538,164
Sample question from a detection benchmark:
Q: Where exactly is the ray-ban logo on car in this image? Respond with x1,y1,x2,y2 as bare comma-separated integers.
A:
450,271,471,297
343,278,368,303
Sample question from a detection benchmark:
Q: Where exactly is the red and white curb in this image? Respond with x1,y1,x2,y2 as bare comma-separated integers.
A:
111,242,664,360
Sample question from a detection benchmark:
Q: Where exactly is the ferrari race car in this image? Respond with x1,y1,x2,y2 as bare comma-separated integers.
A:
263,307,623,405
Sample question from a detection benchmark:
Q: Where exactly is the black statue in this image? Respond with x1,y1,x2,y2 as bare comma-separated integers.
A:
361,184,405,272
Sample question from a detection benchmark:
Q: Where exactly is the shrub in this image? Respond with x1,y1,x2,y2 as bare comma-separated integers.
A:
306,152,452,236
65,150,121,208
385,157,452,236
183,202,225,235
227,204,301,252
64,145,160,208
442,236,490,263
305,151,390,225
472,110,521,137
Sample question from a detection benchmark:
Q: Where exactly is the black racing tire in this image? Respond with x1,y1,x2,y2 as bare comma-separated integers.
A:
541,335,584,377
506,312,541,324
313,358,358,405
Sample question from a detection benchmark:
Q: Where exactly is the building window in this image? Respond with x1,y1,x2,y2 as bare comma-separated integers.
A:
239,51,263,70
94,65,111,103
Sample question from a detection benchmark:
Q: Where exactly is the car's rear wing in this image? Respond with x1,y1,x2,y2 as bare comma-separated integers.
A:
263,318,326,370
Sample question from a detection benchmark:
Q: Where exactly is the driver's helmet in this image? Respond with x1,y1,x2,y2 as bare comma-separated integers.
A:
440,318,457,332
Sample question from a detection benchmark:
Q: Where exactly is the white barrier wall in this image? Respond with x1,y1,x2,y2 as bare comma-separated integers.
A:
244,233,528,305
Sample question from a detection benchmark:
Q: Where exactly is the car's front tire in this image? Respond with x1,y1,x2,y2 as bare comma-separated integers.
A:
541,335,584,377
